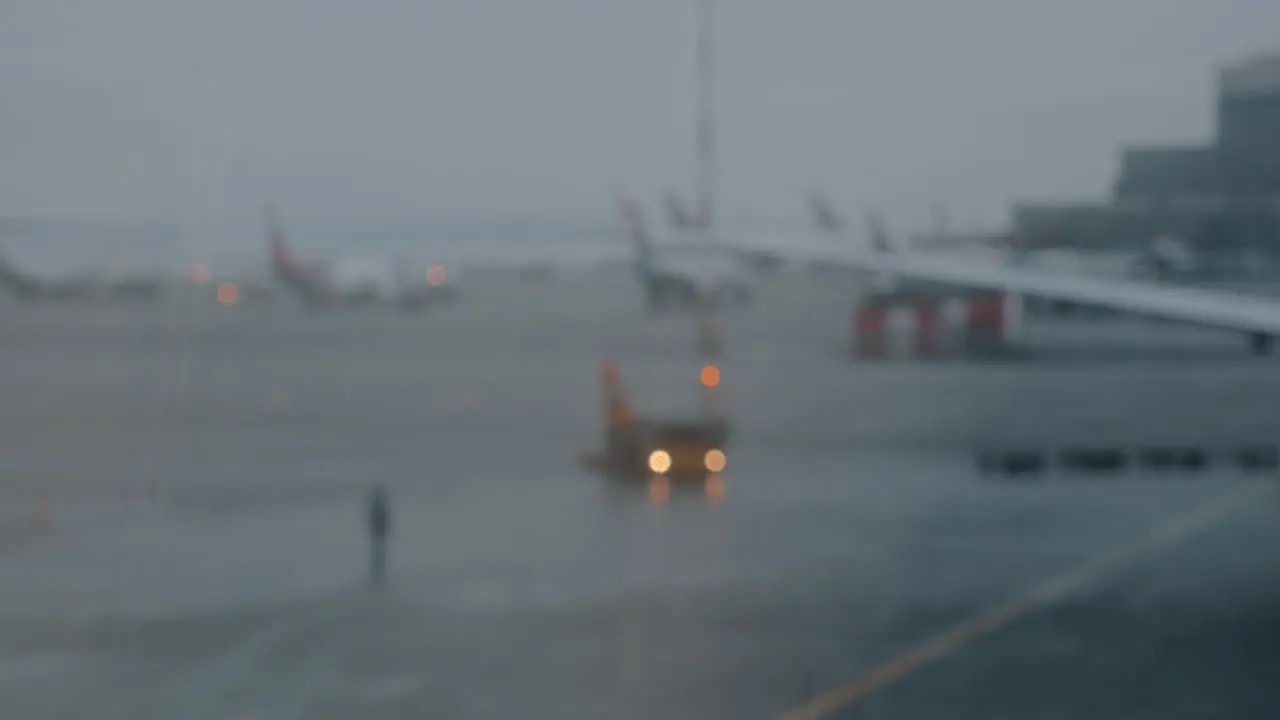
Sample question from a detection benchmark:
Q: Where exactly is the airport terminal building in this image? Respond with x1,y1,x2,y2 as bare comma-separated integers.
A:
1012,52,1280,270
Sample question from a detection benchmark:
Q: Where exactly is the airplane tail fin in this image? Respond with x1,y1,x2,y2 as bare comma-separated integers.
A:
263,203,303,278
618,199,654,267
809,191,844,236
664,190,696,231
866,210,897,253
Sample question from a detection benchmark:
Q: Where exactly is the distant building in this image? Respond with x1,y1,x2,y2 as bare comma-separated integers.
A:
1012,51,1280,266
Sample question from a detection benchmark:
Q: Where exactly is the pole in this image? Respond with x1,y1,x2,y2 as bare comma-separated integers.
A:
696,0,716,231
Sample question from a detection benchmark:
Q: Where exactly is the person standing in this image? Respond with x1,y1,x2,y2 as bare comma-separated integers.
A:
366,486,391,583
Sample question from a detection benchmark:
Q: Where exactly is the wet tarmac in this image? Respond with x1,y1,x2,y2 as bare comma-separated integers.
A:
0,270,1277,718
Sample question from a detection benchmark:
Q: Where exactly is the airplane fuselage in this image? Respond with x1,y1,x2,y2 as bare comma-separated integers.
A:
636,248,753,311
0,266,162,303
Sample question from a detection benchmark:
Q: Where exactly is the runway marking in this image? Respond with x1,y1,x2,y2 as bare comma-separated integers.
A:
781,480,1276,720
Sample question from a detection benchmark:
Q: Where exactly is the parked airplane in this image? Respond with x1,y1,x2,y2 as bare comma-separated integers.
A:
266,206,455,310
806,192,912,256
803,192,909,294
618,199,753,311
811,195,1200,293
1129,235,1199,280
0,246,162,302
666,190,785,276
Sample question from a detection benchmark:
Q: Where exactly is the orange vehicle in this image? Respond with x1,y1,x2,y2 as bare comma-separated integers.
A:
582,361,728,480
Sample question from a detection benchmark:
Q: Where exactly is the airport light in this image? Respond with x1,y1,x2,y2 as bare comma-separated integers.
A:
700,364,721,388
426,265,447,287
704,448,727,473
216,283,239,305
648,449,673,474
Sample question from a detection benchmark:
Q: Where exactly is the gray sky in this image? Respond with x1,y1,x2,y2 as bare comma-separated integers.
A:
2,0,1278,229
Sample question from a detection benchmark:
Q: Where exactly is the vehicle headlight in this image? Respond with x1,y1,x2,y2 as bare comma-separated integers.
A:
704,448,727,472
648,449,672,474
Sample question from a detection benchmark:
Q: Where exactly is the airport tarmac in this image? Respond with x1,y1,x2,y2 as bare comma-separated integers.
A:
0,270,1277,719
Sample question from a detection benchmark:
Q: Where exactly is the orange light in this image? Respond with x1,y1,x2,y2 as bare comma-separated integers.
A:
700,365,721,388
704,448,727,473
216,283,239,305
648,449,672,474
426,265,447,287
189,263,212,286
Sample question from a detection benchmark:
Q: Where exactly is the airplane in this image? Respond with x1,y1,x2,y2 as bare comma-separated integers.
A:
808,192,845,240
1129,235,1198,280
670,190,788,276
807,192,918,256
629,190,886,296
802,192,912,295
937,220,1200,283
266,206,455,311
618,199,753,312
0,246,162,302
811,193,1151,280
634,1,1280,357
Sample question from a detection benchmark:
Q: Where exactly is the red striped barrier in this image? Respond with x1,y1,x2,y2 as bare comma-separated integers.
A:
853,303,888,359
852,291,1022,360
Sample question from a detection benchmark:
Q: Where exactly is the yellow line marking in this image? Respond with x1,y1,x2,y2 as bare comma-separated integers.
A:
782,481,1276,720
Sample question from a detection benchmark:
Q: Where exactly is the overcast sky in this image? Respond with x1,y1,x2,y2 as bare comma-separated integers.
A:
2,0,1278,229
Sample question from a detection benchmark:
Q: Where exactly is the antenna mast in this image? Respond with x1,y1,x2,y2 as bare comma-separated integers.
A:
695,0,716,230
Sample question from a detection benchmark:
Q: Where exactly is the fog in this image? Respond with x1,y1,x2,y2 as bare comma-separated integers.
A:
2,0,1278,230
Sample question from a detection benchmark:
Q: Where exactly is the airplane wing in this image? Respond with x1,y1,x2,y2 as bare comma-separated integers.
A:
724,234,1280,340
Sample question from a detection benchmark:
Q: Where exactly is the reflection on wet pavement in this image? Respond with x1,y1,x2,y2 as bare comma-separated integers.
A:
1,274,1278,718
